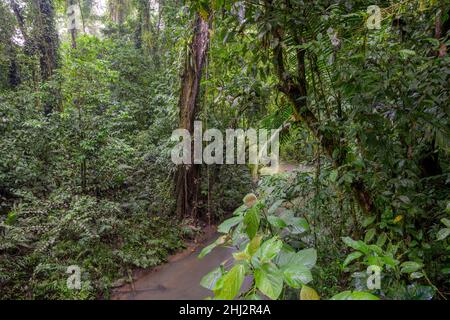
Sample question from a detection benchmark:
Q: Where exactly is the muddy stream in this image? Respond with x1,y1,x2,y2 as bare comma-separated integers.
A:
111,162,311,300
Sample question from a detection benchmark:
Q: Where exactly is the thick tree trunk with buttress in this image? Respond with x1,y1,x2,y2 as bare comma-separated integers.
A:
175,14,210,219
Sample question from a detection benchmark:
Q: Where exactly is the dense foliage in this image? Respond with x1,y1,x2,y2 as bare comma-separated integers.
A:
0,0,449,300
198,0,450,300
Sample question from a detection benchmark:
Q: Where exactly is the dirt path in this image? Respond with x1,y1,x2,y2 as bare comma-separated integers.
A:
111,162,311,300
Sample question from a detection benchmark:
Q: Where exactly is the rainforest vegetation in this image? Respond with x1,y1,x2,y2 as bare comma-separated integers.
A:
0,0,449,300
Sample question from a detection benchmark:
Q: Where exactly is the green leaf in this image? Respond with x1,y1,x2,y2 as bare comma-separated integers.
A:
233,250,251,261
294,248,317,269
342,236,359,248
283,264,313,288
257,237,282,263
441,218,450,228
268,216,287,228
245,293,262,300
289,217,309,234
247,235,262,256
274,246,296,267
215,264,245,300
330,290,352,300
367,256,383,267
300,285,320,300
200,267,223,290
364,228,376,243
437,228,450,241
399,49,416,59
218,216,242,234
212,275,224,295
349,292,380,300
280,212,308,231
341,237,369,254
212,0,225,10
329,170,338,182
410,272,424,279
233,205,246,216
199,236,226,258
398,195,411,204
268,200,284,214
5,211,17,225
244,206,260,239
376,233,387,247
382,255,399,267
254,264,283,300
362,216,376,228
400,261,423,273
331,291,379,300
199,240,219,259
353,158,365,169
343,251,363,267
368,244,383,255
425,37,440,47
343,172,354,184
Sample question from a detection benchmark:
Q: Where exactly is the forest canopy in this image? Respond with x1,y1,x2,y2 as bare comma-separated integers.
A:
0,0,449,300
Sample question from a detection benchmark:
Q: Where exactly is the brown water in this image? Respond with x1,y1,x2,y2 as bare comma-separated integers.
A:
111,227,237,300
111,162,311,300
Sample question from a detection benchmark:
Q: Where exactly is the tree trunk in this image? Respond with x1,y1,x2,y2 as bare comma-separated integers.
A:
271,25,376,216
109,0,128,26
68,0,78,49
33,0,60,115
174,14,210,219
135,0,150,50
7,45,20,88
9,0,29,45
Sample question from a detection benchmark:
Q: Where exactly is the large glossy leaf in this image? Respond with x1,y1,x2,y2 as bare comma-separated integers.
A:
279,212,308,232
218,216,243,234
198,235,226,258
245,293,263,300
282,264,312,288
331,291,379,300
215,264,245,300
247,235,262,257
275,246,296,267
267,215,287,228
289,217,309,234
257,237,282,263
254,264,283,300
244,206,260,239
294,248,317,269
200,267,223,290
349,291,380,300
233,250,250,261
